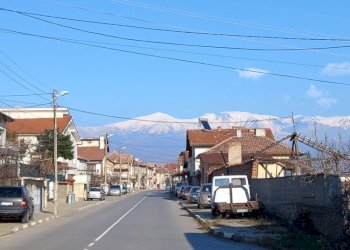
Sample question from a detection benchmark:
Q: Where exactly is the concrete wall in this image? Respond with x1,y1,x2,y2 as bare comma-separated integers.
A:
251,174,344,240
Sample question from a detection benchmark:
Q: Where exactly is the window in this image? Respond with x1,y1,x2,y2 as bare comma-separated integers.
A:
215,178,229,186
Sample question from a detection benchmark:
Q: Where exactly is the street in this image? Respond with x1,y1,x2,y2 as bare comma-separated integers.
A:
0,190,264,250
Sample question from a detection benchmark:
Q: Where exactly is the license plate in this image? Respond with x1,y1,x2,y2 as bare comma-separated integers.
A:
236,209,248,213
1,202,13,206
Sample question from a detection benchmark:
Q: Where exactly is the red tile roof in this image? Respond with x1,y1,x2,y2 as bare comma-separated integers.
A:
199,134,292,164
107,152,133,164
6,116,72,134
186,128,275,149
78,147,105,161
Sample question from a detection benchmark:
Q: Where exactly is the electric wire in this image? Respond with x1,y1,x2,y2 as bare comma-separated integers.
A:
9,10,350,52
2,28,350,87
2,7,350,42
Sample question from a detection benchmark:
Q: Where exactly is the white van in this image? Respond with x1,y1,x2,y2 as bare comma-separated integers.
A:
211,175,258,216
212,175,250,202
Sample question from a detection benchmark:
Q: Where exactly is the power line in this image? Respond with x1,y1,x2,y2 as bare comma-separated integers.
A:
0,49,52,92
9,10,350,52
111,0,342,41
0,57,51,102
1,30,345,71
0,98,51,106
0,93,50,97
2,28,350,87
2,7,350,42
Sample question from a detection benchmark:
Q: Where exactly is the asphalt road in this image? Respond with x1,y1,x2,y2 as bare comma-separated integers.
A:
0,190,265,250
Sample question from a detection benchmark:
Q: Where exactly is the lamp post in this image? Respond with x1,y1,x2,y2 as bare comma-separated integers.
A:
53,90,68,216
119,146,126,196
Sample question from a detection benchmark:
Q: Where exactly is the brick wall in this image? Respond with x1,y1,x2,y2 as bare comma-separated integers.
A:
251,174,344,240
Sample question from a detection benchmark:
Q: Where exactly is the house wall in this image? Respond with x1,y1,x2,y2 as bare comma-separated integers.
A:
211,162,256,181
257,162,285,178
0,108,69,119
190,147,210,185
0,120,6,146
250,174,344,240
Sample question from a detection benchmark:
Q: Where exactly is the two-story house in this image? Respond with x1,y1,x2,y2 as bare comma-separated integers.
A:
107,152,133,190
186,127,246,185
77,136,109,187
197,128,295,184
1,108,81,176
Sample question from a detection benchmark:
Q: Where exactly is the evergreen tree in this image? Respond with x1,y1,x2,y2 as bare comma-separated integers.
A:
36,130,74,160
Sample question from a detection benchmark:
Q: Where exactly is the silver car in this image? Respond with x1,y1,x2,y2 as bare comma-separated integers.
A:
108,185,121,196
197,183,212,209
87,187,106,201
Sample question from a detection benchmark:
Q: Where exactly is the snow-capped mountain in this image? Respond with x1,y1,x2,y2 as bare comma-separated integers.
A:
78,111,350,163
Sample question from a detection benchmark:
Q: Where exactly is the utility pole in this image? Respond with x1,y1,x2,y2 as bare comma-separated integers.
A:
53,90,58,216
119,146,126,196
52,90,68,216
104,133,108,185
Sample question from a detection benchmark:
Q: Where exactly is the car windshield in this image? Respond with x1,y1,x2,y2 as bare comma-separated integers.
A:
110,186,120,189
191,187,199,192
202,185,212,192
0,187,22,198
90,187,100,191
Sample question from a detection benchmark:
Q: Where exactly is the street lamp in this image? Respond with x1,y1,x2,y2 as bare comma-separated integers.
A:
119,146,126,197
53,89,69,216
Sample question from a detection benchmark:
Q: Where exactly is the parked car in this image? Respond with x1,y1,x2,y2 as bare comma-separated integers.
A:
175,182,186,197
0,186,34,223
165,185,171,191
187,186,200,203
87,187,106,201
197,183,212,209
108,185,121,196
122,186,128,195
182,186,192,200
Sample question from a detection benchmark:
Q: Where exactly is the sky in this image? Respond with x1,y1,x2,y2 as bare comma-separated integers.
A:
1,0,350,128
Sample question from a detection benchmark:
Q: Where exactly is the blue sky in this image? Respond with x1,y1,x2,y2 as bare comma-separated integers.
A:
1,0,350,128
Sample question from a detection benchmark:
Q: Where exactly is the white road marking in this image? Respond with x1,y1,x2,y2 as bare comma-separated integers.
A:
94,192,151,242
88,243,94,247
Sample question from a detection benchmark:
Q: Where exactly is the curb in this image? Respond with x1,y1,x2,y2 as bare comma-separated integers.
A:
179,202,265,246
10,215,57,234
78,200,106,212
6,200,107,237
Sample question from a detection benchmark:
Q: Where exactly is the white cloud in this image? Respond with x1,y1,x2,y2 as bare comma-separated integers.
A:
317,98,337,108
306,84,322,98
306,84,337,108
321,62,350,76
237,68,269,80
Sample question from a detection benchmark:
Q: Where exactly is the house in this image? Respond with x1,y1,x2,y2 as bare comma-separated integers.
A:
2,108,81,170
186,127,268,185
197,128,295,184
0,111,17,185
1,108,82,203
77,136,109,187
0,111,13,146
155,163,177,189
107,152,134,190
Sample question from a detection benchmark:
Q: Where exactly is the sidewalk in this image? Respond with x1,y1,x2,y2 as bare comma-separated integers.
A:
0,192,136,237
179,201,286,248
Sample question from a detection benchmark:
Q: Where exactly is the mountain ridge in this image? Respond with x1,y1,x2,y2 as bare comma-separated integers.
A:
78,111,350,163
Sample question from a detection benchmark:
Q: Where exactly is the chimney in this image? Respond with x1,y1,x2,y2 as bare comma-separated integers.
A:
99,136,105,149
255,128,266,137
217,126,222,131
228,142,242,166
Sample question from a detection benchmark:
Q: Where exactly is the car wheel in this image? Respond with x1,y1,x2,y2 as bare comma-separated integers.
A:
21,211,29,223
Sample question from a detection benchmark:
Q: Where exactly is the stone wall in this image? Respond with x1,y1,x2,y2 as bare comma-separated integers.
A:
251,174,344,240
